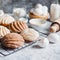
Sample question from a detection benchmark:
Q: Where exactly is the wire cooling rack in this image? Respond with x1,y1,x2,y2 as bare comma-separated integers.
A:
0,32,47,56
0,20,51,56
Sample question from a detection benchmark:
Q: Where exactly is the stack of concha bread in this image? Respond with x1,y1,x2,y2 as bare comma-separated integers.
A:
0,14,39,49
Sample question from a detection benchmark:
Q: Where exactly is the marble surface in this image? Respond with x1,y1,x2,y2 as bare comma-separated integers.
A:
0,21,60,60
0,32,60,60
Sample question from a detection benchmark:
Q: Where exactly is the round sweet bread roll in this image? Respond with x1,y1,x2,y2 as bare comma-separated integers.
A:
0,14,15,26
8,20,28,33
0,26,10,38
20,28,39,42
1,33,24,49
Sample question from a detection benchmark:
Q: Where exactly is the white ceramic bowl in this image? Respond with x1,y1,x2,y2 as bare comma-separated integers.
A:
29,19,51,34
29,19,46,26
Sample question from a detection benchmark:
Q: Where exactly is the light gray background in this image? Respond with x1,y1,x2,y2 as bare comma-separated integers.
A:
0,37,60,60
0,0,58,13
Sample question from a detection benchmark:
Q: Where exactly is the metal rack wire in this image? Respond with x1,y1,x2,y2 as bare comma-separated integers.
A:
0,20,51,56
0,32,47,56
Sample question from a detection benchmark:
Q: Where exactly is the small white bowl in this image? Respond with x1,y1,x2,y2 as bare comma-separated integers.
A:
29,19,46,26
29,19,51,34
29,19,51,28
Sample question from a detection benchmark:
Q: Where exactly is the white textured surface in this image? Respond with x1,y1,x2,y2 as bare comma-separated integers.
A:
0,35,60,60
0,21,60,60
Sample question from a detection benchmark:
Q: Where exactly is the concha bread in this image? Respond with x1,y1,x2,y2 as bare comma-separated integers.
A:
21,28,39,42
8,20,28,33
1,33,24,49
0,14,15,26
0,26,10,38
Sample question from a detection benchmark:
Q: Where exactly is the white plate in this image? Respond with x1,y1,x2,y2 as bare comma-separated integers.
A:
29,19,51,34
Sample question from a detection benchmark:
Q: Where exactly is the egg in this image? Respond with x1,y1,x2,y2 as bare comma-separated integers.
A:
37,37,49,48
47,33,60,43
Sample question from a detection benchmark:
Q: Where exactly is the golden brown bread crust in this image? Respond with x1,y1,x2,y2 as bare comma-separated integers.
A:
1,33,24,49
29,12,49,20
8,20,28,33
